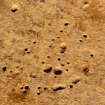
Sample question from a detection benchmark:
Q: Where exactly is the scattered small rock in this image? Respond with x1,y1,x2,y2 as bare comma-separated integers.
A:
11,4,18,12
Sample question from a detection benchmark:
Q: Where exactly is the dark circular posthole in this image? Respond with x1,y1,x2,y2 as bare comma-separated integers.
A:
23,90,27,94
25,86,29,90
11,9,17,12
70,85,73,88
57,58,61,61
60,30,63,32
24,48,28,51
90,54,94,57
83,34,87,38
54,69,62,75
37,87,41,89
79,39,83,42
64,23,69,26
37,92,40,95
44,87,47,90
2,67,7,71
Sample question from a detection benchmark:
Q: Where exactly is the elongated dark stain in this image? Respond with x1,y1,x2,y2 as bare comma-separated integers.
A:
53,86,65,91
44,66,52,73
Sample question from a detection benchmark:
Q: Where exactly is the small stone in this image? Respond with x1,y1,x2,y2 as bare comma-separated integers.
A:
11,4,18,12
60,42,67,49
82,4,89,10
60,43,67,53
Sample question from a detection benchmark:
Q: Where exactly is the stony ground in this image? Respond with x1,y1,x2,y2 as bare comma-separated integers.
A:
0,0,105,105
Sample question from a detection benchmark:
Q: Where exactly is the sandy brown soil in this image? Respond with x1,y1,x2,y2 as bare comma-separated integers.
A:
0,0,105,105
